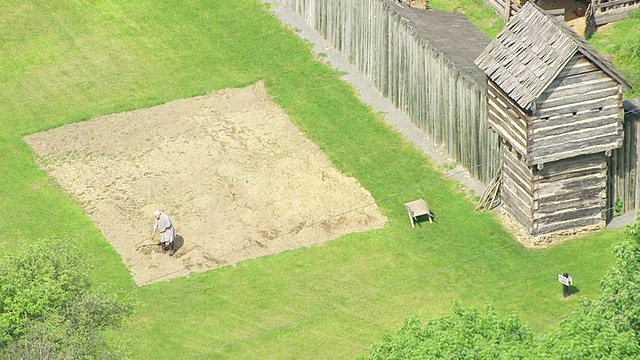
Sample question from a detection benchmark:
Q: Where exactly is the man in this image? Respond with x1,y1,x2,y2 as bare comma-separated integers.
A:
151,210,175,256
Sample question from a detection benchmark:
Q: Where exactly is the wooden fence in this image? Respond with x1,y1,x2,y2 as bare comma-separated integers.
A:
590,0,640,25
609,98,640,216
284,0,500,183
487,0,639,25
484,0,523,20
585,2,598,38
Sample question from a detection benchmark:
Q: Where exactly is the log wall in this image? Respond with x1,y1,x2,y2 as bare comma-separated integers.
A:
486,80,529,157
501,144,534,231
532,153,608,235
284,0,500,183
503,145,609,236
528,54,624,165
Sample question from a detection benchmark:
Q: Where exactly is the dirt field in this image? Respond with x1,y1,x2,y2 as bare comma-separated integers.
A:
536,0,589,21
25,83,387,285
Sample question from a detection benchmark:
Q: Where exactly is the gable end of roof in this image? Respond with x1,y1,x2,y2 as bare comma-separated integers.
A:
474,1,632,110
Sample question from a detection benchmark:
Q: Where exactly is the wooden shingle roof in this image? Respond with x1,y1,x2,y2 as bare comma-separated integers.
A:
474,2,632,110
384,2,491,88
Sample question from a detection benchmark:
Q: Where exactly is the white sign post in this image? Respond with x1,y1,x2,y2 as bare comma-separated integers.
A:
558,274,573,286
558,273,573,298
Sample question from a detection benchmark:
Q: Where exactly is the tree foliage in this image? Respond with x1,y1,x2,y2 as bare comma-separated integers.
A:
357,304,533,359
541,220,640,359
359,215,640,359
534,220,640,359
0,239,134,359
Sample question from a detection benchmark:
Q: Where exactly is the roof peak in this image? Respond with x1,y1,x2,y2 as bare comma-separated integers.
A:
475,1,630,109
518,2,630,89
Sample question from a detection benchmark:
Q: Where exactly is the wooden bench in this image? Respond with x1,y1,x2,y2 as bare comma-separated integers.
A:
404,199,433,228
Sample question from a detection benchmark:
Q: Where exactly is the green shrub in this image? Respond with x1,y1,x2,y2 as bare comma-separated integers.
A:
0,239,135,358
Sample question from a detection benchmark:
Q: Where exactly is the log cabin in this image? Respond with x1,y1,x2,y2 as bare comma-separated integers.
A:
474,1,632,238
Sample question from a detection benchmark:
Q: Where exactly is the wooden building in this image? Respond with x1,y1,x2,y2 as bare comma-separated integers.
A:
475,2,632,238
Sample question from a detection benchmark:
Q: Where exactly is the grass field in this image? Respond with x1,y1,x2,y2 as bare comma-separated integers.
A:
589,10,640,99
0,1,633,359
430,0,505,37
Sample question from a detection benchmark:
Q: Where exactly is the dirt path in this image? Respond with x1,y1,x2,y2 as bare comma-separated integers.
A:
25,82,387,285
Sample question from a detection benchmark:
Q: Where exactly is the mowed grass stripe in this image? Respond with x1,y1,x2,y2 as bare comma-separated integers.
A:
0,0,622,359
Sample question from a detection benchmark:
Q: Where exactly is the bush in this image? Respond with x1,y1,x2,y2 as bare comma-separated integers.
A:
0,239,134,359
357,304,534,359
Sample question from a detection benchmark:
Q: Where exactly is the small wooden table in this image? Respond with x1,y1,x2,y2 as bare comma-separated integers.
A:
404,199,433,228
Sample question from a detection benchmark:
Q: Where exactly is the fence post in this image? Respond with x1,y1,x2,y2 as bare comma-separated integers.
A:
503,0,512,21
584,2,596,39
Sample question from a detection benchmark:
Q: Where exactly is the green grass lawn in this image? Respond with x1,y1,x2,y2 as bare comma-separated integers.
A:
430,0,505,37
0,0,630,359
589,10,640,99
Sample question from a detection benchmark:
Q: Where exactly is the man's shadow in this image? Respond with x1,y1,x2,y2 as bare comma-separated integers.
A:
173,234,185,255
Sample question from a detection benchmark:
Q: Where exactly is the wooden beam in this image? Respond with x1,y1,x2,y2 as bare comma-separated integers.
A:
535,95,619,118
530,122,621,150
594,0,639,10
595,4,640,25
534,215,605,236
532,113,620,138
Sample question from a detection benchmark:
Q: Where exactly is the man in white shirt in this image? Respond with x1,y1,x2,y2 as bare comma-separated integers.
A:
151,210,175,256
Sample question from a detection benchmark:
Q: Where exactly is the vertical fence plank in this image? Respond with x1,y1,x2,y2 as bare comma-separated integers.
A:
610,99,640,215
